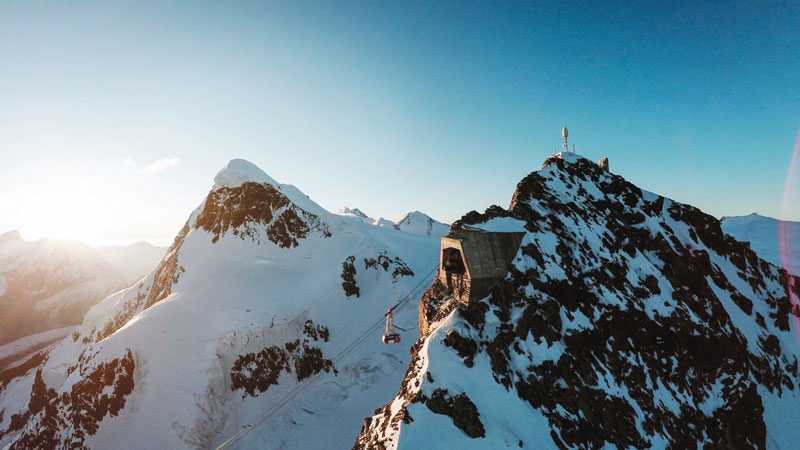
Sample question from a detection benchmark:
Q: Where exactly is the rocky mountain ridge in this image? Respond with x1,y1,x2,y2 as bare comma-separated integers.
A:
354,152,800,450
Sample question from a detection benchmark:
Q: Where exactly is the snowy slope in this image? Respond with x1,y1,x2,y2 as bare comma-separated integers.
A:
0,234,164,347
0,159,440,450
722,214,800,276
0,326,76,370
394,211,449,237
355,153,800,450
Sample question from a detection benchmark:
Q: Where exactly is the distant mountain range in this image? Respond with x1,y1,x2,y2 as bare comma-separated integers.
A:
336,207,449,236
0,231,165,351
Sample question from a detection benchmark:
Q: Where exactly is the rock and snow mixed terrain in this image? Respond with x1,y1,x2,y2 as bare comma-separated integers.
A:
355,153,800,449
4,153,798,450
0,159,441,449
0,232,164,350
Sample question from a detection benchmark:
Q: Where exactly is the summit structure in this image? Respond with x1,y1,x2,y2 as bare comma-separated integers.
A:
355,152,800,449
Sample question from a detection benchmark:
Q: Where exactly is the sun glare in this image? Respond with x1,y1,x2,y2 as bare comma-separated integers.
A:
16,181,111,245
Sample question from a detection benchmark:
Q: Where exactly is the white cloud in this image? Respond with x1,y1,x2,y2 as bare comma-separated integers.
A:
143,158,181,173
123,158,136,167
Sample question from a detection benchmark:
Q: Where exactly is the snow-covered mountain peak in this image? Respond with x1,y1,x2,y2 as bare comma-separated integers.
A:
213,158,279,190
197,159,332,247
211,159,329,219
0,158,442,449
337,207,373,221
394,211,449,237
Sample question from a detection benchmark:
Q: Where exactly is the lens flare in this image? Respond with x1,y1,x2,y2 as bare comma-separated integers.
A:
780,125,800,348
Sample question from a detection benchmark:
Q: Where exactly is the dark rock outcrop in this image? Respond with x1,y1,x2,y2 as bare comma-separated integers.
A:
355,154,800,449
342,252,414,298
196,181,331,247
341,256,360,298
230,321,335,397
0,350,135,450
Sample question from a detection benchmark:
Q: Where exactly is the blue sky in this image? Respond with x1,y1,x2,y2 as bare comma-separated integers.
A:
1,1,798,245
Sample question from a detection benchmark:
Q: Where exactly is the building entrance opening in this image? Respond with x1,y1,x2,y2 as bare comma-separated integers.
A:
442,248,465,274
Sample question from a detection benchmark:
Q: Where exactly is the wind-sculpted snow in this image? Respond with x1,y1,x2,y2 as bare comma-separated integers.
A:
355,154,800,449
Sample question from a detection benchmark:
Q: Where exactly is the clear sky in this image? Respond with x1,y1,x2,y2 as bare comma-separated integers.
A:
1,1,798,246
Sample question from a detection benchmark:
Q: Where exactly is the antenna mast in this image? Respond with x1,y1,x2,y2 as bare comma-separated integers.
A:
562,126,569,153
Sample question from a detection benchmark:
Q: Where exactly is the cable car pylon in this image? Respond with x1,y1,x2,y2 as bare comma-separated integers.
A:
382,301,402,344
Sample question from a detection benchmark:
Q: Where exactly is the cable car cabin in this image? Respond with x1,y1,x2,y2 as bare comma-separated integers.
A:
382,333,401,344
437,227,525,307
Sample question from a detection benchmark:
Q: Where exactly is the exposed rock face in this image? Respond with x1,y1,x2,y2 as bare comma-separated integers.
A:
0,350,135,450
231,321,334,397
416,388,485,438
364,252,414,282
417,280,455,337
342,256,360,297
355,154,800,449
341,252,415,298
197,181,331,247
0,351,49,391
